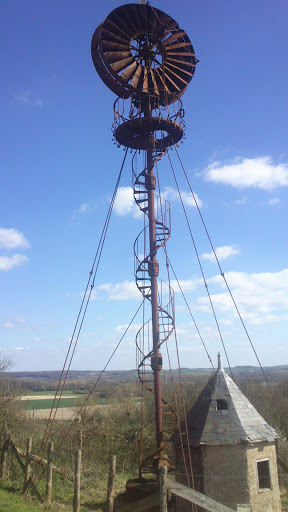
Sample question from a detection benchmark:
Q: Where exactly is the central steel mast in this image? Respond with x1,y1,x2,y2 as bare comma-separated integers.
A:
146,141,163,452
91,2,197,468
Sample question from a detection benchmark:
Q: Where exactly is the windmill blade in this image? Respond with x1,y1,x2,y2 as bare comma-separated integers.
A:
166,51,195,57
104,51,131,64
164,65,188,85
130,4,142,32
155,69,170,93
164,41,193,50
165,61,194,78
105,18,132,41
110,56,135,73
112,10,134,34
120,61,138,82
166,56,196,68
101,28,130,46
162,30,187,45
131,64,143,89
122,4,139,33
150,69,160,96
143,67,149,93
102,40,128,52
163,70,181,91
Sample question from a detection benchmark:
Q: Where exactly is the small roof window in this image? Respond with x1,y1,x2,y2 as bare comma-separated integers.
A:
216,399,228,410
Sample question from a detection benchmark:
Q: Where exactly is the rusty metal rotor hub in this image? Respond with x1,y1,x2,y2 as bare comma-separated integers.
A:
114,116,183,150
130,34,166,69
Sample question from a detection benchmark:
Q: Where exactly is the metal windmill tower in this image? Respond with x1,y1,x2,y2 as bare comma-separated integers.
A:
91,2,197,469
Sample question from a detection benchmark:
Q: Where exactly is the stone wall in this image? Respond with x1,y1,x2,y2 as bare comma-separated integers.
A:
202,444,250,511
175,445,204,512
246,441,281,512
174,442,281,511
202,442,281,512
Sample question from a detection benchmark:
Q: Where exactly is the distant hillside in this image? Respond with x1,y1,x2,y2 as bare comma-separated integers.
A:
9,365,288,383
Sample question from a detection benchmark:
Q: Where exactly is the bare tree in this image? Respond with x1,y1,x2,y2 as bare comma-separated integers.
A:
0,354,27,447
0,354,12,373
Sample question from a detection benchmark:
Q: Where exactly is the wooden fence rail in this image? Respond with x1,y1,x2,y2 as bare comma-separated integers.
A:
166,477,235,512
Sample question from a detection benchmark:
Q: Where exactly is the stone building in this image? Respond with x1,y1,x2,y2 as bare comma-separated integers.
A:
170,354,282,512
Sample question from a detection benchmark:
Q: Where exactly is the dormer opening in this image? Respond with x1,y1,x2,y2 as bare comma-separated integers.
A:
216,399,228,410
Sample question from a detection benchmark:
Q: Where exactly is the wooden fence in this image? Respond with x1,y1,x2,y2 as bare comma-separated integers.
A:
0,435,119,511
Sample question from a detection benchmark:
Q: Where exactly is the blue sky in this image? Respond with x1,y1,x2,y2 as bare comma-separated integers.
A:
1,0,287,372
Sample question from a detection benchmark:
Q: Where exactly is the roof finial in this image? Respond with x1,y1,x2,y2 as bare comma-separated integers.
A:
218,352,224,372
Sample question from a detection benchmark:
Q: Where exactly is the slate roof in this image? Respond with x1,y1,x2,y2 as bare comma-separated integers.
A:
170,359,279,447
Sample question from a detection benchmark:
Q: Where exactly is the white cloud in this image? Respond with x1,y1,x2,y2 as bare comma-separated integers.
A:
15,347,24,351
170,278,201,293
162,186,203,208
195,268,288,324
78,203,89,214
0,254,29,271
202,245,240,263
32,337,40,342
268,198,280,205
2,317,26,329
81,290,97,301
178,345,204,352
0,228,30,250
113,186,203,218
204,157,288,190
96,277,202,302
235,196,248,205
2,322,15,329
113,187,141,218
114,323,143,333
97,280,141,301
14,90,43,108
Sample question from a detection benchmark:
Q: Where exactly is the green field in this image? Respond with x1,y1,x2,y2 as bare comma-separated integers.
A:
23,397,81,410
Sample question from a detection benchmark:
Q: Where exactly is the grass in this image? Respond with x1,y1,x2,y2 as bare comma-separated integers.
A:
22,391,109,410
23,398,81,410
0,471,131,512
0,481,43,511
282,490,288,511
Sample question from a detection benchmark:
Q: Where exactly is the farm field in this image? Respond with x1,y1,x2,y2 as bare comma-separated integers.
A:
26,404,111,420
23,397,80,410
21,390,89,410
20,390,110,419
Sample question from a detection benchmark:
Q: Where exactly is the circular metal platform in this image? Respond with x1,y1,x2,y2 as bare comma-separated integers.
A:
91,3,197,106
114,116,183,150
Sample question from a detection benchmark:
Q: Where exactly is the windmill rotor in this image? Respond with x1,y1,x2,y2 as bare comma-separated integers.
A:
91,3,197,106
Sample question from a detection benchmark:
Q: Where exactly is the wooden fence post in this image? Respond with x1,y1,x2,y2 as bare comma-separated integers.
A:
46,441,54,507
160,466,168,512
23,437,32,492
106,455,116,512
73,449,81,512
0,438,10,480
